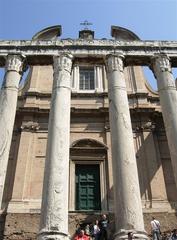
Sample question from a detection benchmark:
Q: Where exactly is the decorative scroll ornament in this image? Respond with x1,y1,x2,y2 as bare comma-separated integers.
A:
106,54,124,73
154,55,172,73
53,53,73,74
5,54,26,73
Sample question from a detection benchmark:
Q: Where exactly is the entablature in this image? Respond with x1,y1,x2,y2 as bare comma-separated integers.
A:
0,40,177,66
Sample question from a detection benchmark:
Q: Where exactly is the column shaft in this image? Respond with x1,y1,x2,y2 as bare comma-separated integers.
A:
153,55,177,188
0,55,25,210
38,53,73,240
106,54,147,240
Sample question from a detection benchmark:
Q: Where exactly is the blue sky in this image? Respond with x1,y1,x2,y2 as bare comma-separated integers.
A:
0,0,177,88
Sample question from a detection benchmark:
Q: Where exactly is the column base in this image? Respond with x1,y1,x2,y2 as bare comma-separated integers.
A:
114,230,148,240
37,230,70,240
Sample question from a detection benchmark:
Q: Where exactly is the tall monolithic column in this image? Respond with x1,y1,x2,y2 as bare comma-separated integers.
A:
38,53,73,240
106,54,147,240
152,54,177,188
0,55,25,210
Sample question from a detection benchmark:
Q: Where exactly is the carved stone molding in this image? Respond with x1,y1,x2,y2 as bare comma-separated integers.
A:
53,53,73,74
20,121,40,131
53,53,73,90
5,54,26,74
0,40,177,67
134,121,156,132
152,54,172,73
106,54,124,73
104,122,110,131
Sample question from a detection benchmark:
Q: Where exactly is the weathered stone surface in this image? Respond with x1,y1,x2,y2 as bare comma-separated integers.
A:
3,213,40,240
106,54,147,240
0,55,25,210
0,40,177,66
2,212,177,240
1,26,177,240
153,55,177,188
38,54,73,240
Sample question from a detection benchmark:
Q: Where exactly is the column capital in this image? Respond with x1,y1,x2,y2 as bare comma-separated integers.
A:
53,53,73,74
5,54,26,74
53,53,73,90
105,54,124,73
151,54,172,74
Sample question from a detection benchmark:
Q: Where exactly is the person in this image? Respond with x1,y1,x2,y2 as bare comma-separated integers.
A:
128,232,134,240
85,224,91,237
74,229,90,240
99,214,109,240
151,217,161,240
93,220,100,240
171,229,177,240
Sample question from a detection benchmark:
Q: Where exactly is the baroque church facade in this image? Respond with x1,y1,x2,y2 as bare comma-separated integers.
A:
0,25,177,240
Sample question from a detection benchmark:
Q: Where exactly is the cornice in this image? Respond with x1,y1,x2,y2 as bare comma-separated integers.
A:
17,107,50,114
20,91,158,100
1,39,177,47
20,121,40,131
0,40,177,67
16,106,160,115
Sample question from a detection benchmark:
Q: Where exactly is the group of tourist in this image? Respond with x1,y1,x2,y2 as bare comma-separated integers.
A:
126,216,177,240
74,215,177,240
126,216,162,240
171,229,177,240
150,217,177,240
74,214,109,240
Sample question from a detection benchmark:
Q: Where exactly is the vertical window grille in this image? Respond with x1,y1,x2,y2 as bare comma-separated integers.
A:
79,67,95,90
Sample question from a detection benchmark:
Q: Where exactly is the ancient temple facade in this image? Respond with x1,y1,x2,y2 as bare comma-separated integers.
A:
0,25,177,240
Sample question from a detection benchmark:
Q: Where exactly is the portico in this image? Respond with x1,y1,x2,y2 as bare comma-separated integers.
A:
0,26,177,240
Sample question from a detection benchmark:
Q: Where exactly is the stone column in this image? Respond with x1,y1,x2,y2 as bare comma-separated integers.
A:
106,54,147,240
38,53,73,240
152,54,177,188
0,54,25,210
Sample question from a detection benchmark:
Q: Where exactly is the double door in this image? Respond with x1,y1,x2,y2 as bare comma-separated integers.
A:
75,164,101,210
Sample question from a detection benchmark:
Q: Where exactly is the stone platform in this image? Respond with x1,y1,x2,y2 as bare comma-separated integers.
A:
1,212,177,240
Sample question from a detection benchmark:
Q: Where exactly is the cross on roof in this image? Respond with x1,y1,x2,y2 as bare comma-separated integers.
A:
80,20,93,30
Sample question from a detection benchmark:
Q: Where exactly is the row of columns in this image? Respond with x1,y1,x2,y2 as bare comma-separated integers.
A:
0,53,177,240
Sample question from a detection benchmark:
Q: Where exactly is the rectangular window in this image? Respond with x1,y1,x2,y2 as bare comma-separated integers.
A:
75,164,101,210
79,67,95,90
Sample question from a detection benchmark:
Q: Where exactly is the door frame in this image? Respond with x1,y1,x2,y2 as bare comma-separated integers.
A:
69,158,107,212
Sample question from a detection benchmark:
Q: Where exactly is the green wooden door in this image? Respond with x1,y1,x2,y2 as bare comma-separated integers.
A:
75,164,101,210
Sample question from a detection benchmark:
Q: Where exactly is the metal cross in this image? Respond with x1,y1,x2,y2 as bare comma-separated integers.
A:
80,20,93,30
